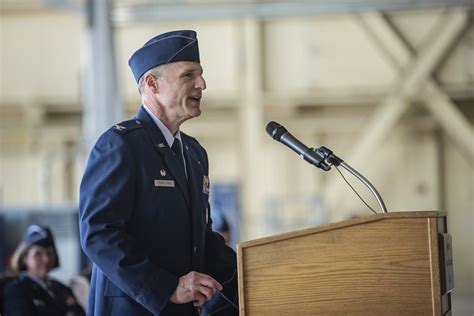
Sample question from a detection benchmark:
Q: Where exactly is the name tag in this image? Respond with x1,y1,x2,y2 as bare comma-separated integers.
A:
154,180,175,187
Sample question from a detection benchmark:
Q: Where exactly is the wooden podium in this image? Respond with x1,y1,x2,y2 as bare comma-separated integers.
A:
237,211,454,315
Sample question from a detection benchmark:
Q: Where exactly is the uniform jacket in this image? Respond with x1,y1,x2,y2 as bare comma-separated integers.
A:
2,274,84,316
79,107,238,316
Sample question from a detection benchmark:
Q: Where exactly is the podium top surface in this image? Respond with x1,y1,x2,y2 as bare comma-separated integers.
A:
238,210,445,249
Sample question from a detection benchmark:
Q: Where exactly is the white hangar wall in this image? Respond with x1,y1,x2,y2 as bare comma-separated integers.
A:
0,5,472,314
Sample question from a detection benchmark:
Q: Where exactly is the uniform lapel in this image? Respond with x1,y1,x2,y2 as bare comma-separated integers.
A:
136,107,190,208
21,276,58,308
182,138,206,226
183,139,202,211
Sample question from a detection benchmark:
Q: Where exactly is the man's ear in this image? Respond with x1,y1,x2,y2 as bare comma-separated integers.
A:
145,74,159,93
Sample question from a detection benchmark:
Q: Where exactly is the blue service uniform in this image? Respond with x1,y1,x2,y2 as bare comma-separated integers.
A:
79,107,238,315
2,274,84,316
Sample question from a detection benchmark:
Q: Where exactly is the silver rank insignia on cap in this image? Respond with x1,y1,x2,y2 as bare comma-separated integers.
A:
202,175,210,194
114,124,126,131
160,169,167,177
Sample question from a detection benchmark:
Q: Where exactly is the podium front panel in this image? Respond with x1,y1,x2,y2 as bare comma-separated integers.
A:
237,212,448,315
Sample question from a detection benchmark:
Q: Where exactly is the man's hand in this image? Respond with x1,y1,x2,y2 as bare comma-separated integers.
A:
170,271,223,307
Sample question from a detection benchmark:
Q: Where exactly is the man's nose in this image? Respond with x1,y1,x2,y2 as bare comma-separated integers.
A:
196,76,206,90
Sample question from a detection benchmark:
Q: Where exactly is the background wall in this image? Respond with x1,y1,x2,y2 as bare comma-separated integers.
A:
0,2,472,314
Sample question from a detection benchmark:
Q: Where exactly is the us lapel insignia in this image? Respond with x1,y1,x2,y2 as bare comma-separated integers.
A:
158,143,165,148
160,169,167,177
33,299,46,307
66,296,76,306
202,175,210,194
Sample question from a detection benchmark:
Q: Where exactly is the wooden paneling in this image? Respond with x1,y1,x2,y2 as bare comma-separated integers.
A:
238,212,446,315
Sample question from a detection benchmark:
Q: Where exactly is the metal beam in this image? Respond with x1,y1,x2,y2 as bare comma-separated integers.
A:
38,0,83,13
323,9,469,218
422,86,474,162
360,11,474,162
36,0,473,25
112,0,473,24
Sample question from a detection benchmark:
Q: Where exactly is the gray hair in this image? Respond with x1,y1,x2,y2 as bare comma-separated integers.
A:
138,64,169,95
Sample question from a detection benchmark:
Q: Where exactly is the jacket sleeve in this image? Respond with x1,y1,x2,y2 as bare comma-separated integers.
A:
79,131,178,313
201,149,239,316
202,228,239,315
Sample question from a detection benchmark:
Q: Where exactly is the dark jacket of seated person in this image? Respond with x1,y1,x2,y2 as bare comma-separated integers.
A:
2,225,84,316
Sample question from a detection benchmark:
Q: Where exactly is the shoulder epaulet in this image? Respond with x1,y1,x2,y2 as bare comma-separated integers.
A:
181,132,198,144
111,119,143,134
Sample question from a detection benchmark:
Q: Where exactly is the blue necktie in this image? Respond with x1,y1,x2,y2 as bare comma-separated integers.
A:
172,138,187,179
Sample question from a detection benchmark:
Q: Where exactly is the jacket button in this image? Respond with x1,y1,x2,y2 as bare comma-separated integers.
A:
193,246,197,253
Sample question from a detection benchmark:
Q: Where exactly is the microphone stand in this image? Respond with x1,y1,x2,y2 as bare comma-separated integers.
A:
312,146,388,214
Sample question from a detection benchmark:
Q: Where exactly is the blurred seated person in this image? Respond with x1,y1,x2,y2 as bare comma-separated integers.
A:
0,272,16,314
3,225,85,316
213,215,231,246
69,267,92,311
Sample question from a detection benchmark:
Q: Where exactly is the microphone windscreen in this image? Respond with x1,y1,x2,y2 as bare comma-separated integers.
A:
266,121,287,140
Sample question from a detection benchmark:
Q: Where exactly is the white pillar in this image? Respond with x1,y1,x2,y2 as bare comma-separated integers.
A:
239,18,265,240
82,0,123,150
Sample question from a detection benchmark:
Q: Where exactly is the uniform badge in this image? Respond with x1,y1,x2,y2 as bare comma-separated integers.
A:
160,169,167,177
66,296,77,306
33,299,46,307
158,143,165,148
202,175,210,194
113,124,126,131
155,179,175,187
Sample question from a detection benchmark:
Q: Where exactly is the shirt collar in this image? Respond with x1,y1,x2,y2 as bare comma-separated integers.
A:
143,104,182,148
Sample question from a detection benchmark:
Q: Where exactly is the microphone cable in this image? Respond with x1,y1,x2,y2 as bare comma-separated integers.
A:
217,291,238,309
334,165,378,215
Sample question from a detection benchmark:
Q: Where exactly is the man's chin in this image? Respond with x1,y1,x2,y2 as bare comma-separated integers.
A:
187,107,201,118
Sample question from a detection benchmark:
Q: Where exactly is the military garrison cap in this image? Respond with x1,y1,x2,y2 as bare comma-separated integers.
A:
128,30,200,82
22,224,60,268
23,225,55,248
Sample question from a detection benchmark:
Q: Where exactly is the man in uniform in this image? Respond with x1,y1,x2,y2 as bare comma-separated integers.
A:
79,30,238,315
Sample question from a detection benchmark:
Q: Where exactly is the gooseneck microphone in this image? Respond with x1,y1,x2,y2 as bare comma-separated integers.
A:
265,121,388,213
266,121,330,171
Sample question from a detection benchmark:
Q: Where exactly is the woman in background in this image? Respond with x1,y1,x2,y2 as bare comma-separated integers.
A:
3,224,84,316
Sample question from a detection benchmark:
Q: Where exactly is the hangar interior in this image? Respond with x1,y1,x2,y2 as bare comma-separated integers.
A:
0,0,473,314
